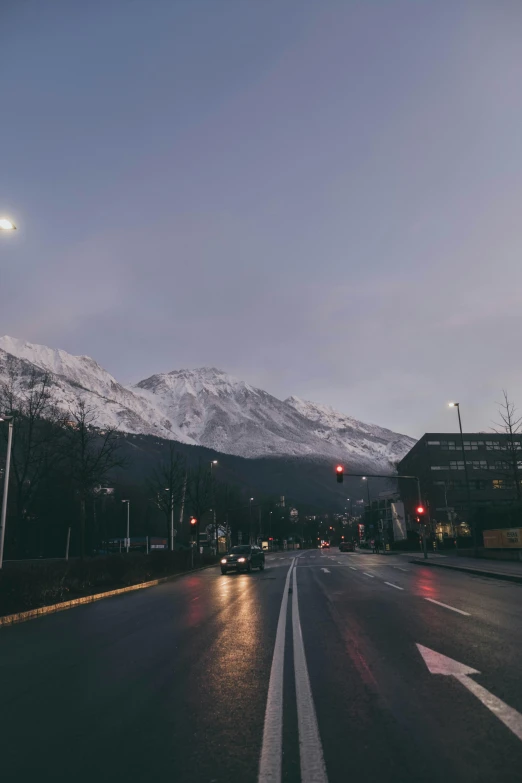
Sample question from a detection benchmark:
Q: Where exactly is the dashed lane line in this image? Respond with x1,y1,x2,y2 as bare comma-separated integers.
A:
424,598,471,616
363,572,375,578
384,582,404,591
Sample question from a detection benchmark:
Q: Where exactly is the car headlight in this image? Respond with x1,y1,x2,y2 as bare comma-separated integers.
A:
237,557,246,562
221,559,227,564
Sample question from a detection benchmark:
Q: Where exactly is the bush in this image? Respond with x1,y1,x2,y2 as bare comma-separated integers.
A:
0,550,219,617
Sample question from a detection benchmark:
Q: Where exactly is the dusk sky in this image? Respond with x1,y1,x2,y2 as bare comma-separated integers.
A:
2,1,522,438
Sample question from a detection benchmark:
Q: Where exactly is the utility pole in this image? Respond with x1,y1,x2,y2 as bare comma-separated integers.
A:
0,415,14,569
449,403,475,550
122,500,130,552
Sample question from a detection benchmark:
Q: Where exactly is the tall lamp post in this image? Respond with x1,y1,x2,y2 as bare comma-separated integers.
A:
449,402,475,549
0,415,14,569
210,460,218,553
122,499,130,552
249,497,254,544
164,487,175,551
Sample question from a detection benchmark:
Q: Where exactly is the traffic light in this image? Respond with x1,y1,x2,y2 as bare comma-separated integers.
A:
190,516,197,526
416,506,425,515
336,465,344,483
416,506,425,523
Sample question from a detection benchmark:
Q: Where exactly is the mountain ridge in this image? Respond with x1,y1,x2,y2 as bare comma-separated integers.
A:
0,336,415,471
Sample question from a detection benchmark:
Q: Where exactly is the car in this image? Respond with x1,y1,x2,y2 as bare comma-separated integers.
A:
339,541,355,552
220,545,265,574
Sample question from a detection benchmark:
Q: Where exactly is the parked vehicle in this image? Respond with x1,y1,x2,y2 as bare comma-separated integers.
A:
339,541,355,552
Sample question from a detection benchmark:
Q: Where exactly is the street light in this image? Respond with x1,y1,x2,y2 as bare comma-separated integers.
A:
122,499,130,552
210,460,218,553
448,402,474,549
164,487,175,551
0,415,14,569
0,218,16,231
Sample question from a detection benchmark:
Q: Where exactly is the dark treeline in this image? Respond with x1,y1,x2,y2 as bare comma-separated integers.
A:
0,366,330,559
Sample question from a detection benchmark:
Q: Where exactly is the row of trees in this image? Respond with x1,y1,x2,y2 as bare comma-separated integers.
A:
0,365,322,559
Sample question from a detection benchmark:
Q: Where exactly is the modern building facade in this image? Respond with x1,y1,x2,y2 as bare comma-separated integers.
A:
397,433,522,542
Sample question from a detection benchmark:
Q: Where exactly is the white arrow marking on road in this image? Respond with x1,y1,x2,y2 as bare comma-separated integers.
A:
417,644,522,742
320,568,331,573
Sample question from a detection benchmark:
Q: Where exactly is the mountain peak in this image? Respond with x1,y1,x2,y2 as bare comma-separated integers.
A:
0,336,415,468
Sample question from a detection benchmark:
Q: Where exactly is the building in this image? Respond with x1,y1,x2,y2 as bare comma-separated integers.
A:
397,433,522,543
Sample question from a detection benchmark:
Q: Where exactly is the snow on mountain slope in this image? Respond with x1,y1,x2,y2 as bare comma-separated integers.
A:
0,337,415,470
0,337,193,443
285,396,416,466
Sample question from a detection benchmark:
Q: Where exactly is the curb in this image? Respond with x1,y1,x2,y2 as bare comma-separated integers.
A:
408,558,522,584
0,563,218,629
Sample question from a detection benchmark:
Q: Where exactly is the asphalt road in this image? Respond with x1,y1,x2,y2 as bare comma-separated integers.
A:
2,550,522,782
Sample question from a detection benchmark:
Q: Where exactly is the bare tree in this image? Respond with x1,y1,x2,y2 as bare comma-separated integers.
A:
148,443,186,549
493,390,522,500
0,362,65,556
61,399,127,557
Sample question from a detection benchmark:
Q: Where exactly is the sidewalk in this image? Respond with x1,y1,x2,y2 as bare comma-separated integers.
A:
404,552,522,584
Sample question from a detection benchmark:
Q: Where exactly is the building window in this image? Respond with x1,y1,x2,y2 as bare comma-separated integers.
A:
469,460,488,470
449,461,465,470
463,441,479,451
441,441,457,451
493,479,505,490
486,441,501,451
427,441,440,446
430,466,447,471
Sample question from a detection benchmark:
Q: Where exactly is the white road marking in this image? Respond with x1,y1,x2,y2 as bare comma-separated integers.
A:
363,572,375,578
320,568,331,574
258,558,295,783
394,567,409,572
424,598,470,616
384,581,404,591
417,644,522,743
292,567,329,783
349,567,357,571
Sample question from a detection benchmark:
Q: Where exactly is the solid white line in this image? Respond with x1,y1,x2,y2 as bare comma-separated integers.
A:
292,567,329,783
384,581,404,591
454,674,522,741
424,598,470,616
363,572,375,578
258,558,295,783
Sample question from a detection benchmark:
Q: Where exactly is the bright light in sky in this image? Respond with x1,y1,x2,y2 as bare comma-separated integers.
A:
0,219,15,230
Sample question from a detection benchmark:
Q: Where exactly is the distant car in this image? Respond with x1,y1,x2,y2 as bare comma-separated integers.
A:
220,545,265,574
339,541,355,552
320,542,330,549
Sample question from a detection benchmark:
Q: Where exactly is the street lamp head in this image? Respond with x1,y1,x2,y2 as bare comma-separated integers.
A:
0,218,16,230
362,476,367,481
448,402,459,408
0,414,14,422
211,460,218,465
122,499,129,504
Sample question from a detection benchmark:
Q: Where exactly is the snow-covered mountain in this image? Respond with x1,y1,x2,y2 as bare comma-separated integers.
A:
0,337,415,471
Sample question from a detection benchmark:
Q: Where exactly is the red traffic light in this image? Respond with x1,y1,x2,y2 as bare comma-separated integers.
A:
336,465,343,473
416,506,425,515
336,465,344,483
190,516,197,526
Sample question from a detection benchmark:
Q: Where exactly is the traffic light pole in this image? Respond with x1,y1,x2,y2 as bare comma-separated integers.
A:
335,470,427,558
